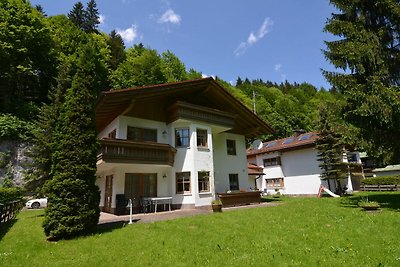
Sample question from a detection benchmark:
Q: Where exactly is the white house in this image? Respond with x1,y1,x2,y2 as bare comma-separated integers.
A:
247,132,363,196
95,78,273,214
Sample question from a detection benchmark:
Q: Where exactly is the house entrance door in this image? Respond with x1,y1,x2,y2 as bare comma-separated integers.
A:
104,175,113,213
125,173,157,212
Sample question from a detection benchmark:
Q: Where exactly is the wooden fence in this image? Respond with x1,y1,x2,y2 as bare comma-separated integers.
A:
361,184,400,192
0,201,23,226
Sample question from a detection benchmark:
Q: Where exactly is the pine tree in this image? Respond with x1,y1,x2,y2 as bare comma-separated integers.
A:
107,30,126,70
316,105,348,195
67,2,86,31
323,0,400,163
84,0,100,33
43,43,100,240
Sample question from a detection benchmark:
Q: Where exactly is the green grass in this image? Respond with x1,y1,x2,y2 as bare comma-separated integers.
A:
1,193,400,266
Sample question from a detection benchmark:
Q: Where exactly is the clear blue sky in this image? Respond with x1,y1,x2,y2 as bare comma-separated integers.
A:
30,0,338,89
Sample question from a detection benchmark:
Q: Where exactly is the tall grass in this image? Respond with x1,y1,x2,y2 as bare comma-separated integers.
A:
1,193,399,266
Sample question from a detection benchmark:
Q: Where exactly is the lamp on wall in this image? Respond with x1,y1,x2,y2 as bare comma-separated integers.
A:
162,130,167,137
162,173,167,179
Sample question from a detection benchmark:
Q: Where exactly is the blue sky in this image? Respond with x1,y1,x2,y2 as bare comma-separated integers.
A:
30,0,338,89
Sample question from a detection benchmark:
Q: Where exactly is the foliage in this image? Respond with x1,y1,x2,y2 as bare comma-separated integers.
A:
42,43,100,240
358,200,380,209
2,195,400,266
107,30,126,70
0,0,56,117
0,187,24,203
0,114,34,141
361,176,400,185
315,104,348,195
323,0,400,164
211,199,222,205
68,0,100,33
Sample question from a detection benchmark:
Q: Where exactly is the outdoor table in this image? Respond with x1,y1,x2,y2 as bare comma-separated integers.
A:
143,197,172,213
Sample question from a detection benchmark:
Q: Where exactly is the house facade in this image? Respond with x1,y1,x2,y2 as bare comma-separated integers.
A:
95,78,272,214
247,132,364,196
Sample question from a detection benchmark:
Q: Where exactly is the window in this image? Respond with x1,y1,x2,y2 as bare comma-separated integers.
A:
198,171,210,192
108,129,116,139
197,129,208,148
263,157,281,167
266,178,284,188
226,139,236,155
229,174,239,191
176,172,191,194
127,126,157,142
175,128,190,147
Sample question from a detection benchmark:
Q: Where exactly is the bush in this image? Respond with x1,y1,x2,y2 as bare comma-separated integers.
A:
361,176,400,185
0,187,24,203
0,114,34,141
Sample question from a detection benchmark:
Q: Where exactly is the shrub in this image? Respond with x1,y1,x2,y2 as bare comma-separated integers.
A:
0,114,34,141
0,187,24,203
361,176,400,185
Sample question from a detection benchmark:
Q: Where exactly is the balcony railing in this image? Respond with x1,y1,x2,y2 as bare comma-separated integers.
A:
98,139,177,166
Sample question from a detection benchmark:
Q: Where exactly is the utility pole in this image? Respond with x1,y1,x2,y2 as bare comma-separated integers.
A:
252,90,257,114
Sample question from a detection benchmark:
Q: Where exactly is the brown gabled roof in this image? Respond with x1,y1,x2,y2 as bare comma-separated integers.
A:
96,78,273,137
248,163,265,175
247,131,319,156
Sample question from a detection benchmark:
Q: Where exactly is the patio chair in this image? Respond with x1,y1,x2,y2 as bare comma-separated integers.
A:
141,198,152,214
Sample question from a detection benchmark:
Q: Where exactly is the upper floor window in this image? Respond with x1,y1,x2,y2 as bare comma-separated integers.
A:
198,171,210,192
127,126,157,142
263,157,281,167
197,129,208,148
108,129,116,139
175,128,190,147
226,139,236,155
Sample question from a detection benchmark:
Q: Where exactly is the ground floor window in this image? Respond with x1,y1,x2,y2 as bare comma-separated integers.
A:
198,171,210,192
176,172,191,194
229,174,239,191
266,177,284,188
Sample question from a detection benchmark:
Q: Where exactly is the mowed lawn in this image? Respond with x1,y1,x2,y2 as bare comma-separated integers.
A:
1,193,399,266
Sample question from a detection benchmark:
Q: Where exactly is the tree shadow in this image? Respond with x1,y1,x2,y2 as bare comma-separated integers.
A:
0,219,17,241
95,219,141,235
340,192,400,211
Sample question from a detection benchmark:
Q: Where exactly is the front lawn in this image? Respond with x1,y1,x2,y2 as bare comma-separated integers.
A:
1,193,399,266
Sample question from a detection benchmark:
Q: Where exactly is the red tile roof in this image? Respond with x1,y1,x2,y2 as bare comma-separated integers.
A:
247,131,319,156
247,163,264,175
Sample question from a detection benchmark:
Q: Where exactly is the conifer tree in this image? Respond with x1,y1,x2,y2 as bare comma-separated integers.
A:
84,0,100,33
323,0,400,163
43,43,100,240
67,2,86,31
107,30,126,70
316,105,348,195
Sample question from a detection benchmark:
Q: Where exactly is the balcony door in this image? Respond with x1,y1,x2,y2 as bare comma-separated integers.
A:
125,173,157,212
104,175,113,213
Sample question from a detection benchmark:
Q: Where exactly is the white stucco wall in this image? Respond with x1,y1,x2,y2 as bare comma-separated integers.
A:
213,133,249,193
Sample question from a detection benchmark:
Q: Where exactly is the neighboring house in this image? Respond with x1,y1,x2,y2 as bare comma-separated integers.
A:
373,165,400,177
247,132,364,196
95,78,273,214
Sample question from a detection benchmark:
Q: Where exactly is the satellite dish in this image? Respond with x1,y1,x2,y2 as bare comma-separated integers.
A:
252,139,262,150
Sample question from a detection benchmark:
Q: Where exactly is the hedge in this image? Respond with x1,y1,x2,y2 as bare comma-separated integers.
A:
0,187,24,203
361,176,400,185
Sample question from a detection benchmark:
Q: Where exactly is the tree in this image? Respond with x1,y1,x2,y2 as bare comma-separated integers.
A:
67,2,86,31
0,0,56,117
42,43,100,240
315,104,348,195
323,0,400,163
160,50,188,82
84,0,100,33
107,30,126,70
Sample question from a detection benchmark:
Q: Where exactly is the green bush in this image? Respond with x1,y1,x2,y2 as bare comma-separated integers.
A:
0,187,24,203
0,114,34,141
361,176,400,185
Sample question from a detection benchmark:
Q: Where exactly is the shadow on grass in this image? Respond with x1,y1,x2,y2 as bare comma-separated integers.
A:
95,219,141,235
0,219,17,241
261,197,284,203
340,192,400,211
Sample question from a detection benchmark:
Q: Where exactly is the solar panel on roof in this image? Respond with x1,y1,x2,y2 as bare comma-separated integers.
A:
298,133,313,141
263,141,277,148
282,137,295,144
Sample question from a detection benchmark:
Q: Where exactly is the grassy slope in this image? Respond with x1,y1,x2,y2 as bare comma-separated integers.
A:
1,193,399,266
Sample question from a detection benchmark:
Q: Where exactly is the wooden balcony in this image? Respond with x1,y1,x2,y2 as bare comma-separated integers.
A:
98,139,177,166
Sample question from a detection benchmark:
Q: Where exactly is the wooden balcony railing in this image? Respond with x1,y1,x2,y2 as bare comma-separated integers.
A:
98,139,177,166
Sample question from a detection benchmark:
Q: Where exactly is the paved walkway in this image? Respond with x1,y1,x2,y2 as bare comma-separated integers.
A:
98,202,281,225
